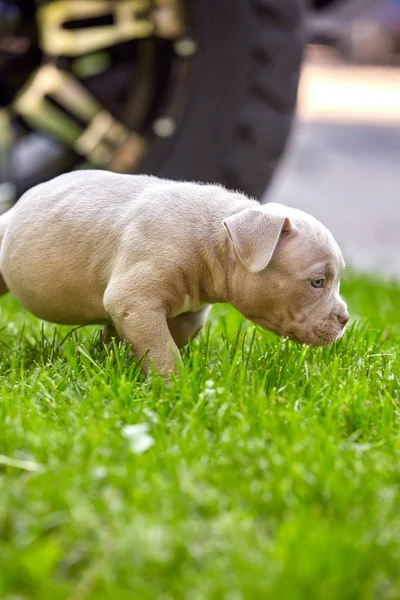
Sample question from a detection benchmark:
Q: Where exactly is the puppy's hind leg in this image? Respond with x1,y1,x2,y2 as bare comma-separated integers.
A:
101,323,119,345
0,274,8,297
167,306,211,348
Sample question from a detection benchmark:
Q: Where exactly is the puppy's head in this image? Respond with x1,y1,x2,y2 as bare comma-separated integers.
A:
223,203,348,346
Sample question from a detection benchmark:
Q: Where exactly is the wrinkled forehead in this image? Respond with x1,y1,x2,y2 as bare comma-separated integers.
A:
278,217,345,277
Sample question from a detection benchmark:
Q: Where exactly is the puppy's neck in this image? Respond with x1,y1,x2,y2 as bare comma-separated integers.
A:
185,192,257,308
198,214,239,306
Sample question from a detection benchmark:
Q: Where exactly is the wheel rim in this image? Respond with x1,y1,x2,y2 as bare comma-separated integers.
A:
0,0,195,205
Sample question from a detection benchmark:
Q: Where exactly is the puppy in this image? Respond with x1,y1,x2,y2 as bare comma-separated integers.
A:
0,171,349,377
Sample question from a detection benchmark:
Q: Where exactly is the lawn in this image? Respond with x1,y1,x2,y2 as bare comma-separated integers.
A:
1,273,400,599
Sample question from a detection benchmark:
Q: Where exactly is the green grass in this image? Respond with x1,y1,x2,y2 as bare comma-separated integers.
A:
1,273,400,599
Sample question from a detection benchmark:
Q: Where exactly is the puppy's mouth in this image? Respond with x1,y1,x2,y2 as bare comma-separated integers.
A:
249,316,303,343
294,326,345,347
249,316,344,347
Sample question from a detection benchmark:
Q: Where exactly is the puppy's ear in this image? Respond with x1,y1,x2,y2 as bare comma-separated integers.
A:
223,209,291,273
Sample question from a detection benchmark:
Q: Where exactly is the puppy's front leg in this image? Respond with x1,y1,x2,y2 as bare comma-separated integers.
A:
106,298,182,377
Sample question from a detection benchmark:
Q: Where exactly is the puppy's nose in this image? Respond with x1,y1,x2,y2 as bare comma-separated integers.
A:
337,310,349,327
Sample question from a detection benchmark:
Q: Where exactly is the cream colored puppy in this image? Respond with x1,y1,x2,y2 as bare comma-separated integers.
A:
0,171,349,377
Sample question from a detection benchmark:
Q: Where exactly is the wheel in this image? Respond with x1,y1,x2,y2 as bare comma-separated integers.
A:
0,0,304,206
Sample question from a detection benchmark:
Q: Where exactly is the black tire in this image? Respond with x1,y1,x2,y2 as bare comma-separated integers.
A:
148,0,305,199
1,0,304,203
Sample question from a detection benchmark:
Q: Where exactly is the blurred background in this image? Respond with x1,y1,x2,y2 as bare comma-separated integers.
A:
268,0,400,277
1,0,399,275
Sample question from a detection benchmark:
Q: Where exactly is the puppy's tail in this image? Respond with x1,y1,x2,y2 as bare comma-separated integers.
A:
0,207,13,296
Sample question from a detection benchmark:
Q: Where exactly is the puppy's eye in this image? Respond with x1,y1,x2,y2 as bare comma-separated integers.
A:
310,278,325,289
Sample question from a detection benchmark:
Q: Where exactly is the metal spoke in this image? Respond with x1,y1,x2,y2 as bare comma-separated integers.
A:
14,65,146,172
37,0,183,57
0,110,16,211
